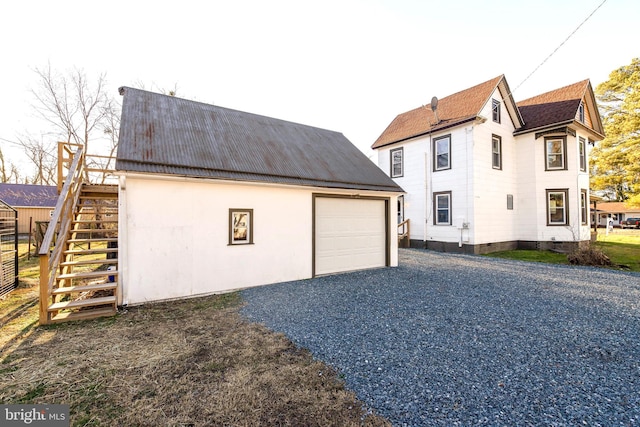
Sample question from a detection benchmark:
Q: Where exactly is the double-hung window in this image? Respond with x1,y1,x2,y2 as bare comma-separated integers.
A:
433,191,452,225
580,189,588,225
579,137,586,172
546,189,569,225
492,99,501,123
390,147,403,178
492,135,502,170
433,135,451,171
545,137,567,170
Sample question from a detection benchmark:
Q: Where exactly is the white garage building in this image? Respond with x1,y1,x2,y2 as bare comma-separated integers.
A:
116,87,403,305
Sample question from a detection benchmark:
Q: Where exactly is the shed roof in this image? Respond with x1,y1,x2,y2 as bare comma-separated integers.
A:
372,75,523,149
0,184,58,208
116,87,402,193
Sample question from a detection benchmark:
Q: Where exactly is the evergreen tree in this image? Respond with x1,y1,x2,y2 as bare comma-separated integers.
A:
591,58,640,206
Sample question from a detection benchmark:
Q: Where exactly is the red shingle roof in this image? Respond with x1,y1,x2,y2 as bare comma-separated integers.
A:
372,76,504,149
516,79,589,132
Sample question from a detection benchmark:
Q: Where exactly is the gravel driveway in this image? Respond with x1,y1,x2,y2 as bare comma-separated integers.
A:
240,249,640,426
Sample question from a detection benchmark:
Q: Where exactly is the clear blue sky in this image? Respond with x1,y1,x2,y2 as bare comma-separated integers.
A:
0,0,637,173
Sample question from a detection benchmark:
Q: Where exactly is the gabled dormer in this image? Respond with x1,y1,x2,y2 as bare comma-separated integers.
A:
514,79,605,141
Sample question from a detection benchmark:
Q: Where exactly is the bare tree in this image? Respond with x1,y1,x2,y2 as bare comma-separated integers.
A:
28,64,120,184
0,148,22,183
16,136,57,185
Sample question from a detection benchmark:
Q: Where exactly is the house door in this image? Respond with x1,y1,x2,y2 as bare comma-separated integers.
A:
397,195,404,224
314,196,388,276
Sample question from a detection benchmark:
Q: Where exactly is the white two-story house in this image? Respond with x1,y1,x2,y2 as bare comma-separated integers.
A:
372,75,604,254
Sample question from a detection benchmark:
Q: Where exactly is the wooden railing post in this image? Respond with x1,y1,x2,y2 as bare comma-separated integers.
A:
39,254,50,325
57,143,64,194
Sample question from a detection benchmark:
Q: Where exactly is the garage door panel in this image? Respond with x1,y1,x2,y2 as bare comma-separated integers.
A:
315,197,386,275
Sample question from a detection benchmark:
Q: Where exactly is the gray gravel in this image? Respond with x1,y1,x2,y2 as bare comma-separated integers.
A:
240,249,640,426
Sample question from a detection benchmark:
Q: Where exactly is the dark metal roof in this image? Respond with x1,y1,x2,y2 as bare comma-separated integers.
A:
116,87,403,193
0,184,58,207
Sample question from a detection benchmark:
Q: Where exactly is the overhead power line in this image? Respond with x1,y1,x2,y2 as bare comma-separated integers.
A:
514,0,608,93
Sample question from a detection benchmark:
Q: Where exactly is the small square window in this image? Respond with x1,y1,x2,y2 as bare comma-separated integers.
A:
229,209,253,245
433,135,451,171
492,99,501,123
492,135,502,170
390,147,403,178
433,191,452,225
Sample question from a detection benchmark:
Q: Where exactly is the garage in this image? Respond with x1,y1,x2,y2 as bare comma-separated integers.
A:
314,196,388,275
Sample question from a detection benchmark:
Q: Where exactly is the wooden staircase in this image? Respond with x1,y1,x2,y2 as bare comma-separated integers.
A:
39,143,119,324
45,184,118,323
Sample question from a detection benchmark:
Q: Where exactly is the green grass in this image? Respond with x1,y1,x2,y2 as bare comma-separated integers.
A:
485,230,640,272
485,249,568,264
594,231,640,271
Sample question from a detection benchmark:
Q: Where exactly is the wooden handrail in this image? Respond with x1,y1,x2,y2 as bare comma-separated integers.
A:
398,219,410,239
39,145,85,324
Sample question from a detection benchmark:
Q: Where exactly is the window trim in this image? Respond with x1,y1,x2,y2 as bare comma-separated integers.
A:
390,147,404,178
492,99,501,123
433,191,452,225
492,134,502,170
433,134,451,171
580,189,588,225
546,189,569,226
544,136,567,171
229,209,254,245
579,137,586,172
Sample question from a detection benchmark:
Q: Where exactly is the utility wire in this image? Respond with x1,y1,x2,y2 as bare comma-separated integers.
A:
514,0,608,93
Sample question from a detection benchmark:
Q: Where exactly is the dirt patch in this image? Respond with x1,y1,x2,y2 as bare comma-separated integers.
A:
1,293,390,427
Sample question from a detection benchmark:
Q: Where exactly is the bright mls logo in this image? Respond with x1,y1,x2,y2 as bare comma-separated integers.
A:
2,405,69,426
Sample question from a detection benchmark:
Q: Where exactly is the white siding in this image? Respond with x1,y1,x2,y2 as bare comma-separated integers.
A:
516,131,591,243
377,138,427,241
470,88,519,245
428,127,472,244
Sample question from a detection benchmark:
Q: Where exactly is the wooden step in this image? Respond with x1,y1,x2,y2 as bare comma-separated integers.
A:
48,295,117,311
79,194,118,200
59,258,118,267
50,307,117,323
63,248,118,256
57,270,118,280
81,184,118,194
67,237,118,244
73,219,118,225
70,228,118,234
52,282,117,295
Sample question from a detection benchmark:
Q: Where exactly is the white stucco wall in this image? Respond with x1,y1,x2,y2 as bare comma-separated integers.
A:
118,174,398,305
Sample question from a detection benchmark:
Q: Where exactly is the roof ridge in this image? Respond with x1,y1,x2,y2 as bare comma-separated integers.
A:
517,79,590,106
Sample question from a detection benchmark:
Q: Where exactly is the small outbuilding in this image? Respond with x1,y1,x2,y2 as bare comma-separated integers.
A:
116,87,403,305
0,183,57,234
